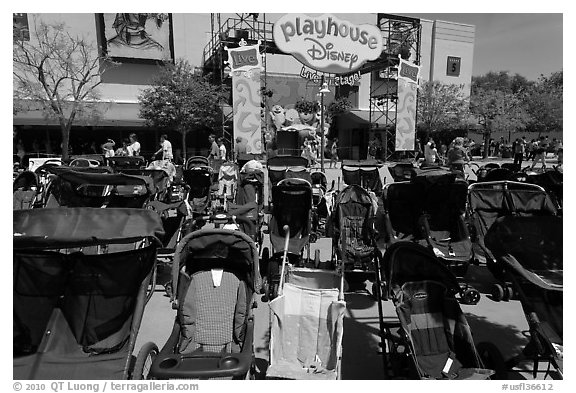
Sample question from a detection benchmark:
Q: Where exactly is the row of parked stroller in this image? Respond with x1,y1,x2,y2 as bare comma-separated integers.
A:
13,154,562,380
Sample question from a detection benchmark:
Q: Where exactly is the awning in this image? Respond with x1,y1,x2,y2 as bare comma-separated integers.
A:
339,109,396,128
14,100,146,127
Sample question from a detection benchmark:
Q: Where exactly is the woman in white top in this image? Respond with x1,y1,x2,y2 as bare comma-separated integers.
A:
127,133,141,156
102,139,116,158
424,140,438,165
217,137,227,160
154,134,173,161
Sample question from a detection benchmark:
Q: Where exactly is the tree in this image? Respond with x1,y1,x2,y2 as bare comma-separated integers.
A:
138,59,228,161
13,19,115,160
522,71,562,134
417,81,470,136
470,88,530,158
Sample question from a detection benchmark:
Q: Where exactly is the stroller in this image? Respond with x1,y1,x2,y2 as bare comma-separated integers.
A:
13,171,39,210
13,208,164,379
262,177,313,300
479,215,562,379
105,156,147,171
331,184,382,294
149,216,260,379
387,161,417,182
382,169,479,304
467,181,558,301
42,166,152,209
310,171,332,241
341,159,383,193
381,241,493,379
523,169,562,213
267,227,346,379
182,157,214,222
266,155,311,206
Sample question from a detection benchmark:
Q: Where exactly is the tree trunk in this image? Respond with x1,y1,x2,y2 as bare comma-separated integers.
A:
483,129,491,159
181,129,187,163
61,124,71,161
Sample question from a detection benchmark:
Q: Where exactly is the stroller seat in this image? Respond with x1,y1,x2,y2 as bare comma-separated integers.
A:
268,282,345,380
178,270,248,354
397,280,493,380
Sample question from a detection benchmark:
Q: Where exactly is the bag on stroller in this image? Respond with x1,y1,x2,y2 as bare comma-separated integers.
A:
13,208,164,380
150,226,260,379
381,241,493,380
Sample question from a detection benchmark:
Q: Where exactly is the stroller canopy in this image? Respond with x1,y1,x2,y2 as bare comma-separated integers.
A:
186,156,210,169
120,169,170,195
382,241,462,296
14,208,164,249
105,156,146,169
268,156,311,187
341,160,383,193
485,215,562,290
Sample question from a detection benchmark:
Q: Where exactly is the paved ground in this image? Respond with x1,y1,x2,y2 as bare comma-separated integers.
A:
135,156,561,380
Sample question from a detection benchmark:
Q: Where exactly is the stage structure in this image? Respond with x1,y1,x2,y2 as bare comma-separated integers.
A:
367,14,421,161
202,13,422,161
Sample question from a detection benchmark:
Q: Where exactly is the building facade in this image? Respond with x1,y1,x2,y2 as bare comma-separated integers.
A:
13,13,475,160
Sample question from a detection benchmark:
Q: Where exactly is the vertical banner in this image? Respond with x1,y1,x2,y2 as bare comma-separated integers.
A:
227,42,263,154
395,57,421,151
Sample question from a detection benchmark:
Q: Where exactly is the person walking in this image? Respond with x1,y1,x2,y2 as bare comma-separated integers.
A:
447,137,469,173
217,137,227,161
531,136,547,170
512,138,525,169
127,133,141,156
207,134,220,162
233,137,247,162
154,134,173,161
329,138,339,168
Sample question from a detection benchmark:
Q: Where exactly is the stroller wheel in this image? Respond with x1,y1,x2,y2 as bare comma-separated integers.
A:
462,288,481,305
476,342,508,380
491,284,504,302
502,285,514,301
132,342,159,380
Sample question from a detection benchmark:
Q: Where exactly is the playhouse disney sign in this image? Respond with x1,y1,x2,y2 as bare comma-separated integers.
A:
273,14,383,74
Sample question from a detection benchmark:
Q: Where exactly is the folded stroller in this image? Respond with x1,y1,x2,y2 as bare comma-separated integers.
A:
267,254,346,379
14,208,164,380
381,241,493,380
467,181,558,301
480,216,562,379
262,177,313,300
149,222,260,379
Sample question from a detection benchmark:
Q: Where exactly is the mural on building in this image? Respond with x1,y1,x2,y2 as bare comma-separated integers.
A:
102,13,172,60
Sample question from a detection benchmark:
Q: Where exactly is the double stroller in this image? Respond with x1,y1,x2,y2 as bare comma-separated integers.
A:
341,159,383,193
380,241,493,379
266,155,311,206
382,168,479,304
149,217,260,379
479,215,563,379
467,180,558,301
14,208,164,379
42,166,151,209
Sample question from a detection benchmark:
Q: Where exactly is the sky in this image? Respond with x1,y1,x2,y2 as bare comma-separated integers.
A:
405,13,563,81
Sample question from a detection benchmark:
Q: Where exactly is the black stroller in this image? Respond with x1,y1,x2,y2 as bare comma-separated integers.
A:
182,157,214,223
380,241,493,380
262,177,313,300
467,181,559,301
105,156,147,171
13,171,39,210
149,217,260,379
387,161,417,182
42,166,152,209
341,159,383,193
14,208,164,379
478,215,562,379
266,155,311,207
310,171,331,241
382,169,479,304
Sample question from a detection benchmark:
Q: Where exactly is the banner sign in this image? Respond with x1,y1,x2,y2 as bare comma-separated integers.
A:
273,14,383,74
229,42,263,154
395,57,420,151
299,66,361,86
